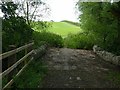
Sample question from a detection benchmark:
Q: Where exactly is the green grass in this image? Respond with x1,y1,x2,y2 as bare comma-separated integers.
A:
48,22,82,38
13,58,47,88
107,71,120,87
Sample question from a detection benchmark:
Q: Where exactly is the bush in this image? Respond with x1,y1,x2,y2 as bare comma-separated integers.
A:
64,33,95,50
2,17,33,52
2,2,33,52
61,20,80,27
31,21,52,31
33,31,63,48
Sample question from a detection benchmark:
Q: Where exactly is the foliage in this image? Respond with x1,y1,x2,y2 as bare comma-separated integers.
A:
13,58,47,88
1,2,18,19
2,2,33,52
64,33,95,50
32,21,52,31
77,1,120,55
33,31,63,48
61,20,80,27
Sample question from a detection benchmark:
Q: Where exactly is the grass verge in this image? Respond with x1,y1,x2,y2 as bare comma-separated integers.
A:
107,70,120,87
12,57,47,88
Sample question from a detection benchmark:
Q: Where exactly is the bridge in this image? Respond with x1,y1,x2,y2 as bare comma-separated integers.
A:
1,42,120,89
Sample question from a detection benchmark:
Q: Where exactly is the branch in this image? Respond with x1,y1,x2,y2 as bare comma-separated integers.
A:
29,4,38,24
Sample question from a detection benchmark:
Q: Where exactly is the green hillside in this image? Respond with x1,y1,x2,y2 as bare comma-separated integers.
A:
48,22,82,38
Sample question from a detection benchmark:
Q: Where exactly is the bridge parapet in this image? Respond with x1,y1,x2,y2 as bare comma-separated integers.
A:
93,45,120,66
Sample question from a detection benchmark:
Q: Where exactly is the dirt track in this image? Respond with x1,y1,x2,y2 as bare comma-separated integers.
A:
41,48,120,88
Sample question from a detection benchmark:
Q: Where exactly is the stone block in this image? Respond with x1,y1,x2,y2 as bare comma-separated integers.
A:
93,45,120,66
112,56,119,65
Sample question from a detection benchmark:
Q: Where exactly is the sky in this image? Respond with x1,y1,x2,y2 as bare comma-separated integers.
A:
43,0,80,22
0,0,80,22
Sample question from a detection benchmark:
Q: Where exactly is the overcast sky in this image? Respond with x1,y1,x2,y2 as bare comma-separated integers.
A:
43,0,80,22
0,0,80,22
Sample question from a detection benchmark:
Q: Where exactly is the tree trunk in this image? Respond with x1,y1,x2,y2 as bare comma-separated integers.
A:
26,2,30,25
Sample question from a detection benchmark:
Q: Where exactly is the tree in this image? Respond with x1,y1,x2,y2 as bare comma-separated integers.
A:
1,2,33,52
77,1,120,54
109,2,120,51
14,0,50,26
1,2,18,19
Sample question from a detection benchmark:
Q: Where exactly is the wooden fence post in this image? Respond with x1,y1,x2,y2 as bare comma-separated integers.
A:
1,42,34,89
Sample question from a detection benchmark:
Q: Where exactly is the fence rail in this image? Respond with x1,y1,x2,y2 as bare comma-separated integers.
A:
0,42,34,89
0,42,34,60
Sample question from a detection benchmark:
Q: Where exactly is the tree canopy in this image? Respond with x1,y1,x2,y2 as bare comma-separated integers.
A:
77,1,120,55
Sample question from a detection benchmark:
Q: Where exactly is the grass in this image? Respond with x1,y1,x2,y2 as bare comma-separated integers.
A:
13,58,47,88
107,71,120,87
48,22,82,38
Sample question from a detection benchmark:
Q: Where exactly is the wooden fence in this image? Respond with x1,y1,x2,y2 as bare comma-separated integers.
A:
0,42,34,89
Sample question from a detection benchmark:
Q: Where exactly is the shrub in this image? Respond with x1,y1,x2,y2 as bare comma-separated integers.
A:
2,17,33,52
64,33,95,50
33,31,63,48
61,20,80,27
2,2,33,52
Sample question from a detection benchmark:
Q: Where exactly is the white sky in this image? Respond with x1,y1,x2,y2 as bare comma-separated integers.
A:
42,0,80,22
0,0,80,22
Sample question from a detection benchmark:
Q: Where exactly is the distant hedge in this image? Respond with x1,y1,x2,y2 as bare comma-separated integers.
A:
61,20,80,27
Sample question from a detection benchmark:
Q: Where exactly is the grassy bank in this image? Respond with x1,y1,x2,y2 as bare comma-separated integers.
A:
48,22,82,38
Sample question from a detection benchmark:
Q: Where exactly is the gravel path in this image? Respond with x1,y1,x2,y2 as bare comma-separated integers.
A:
41,48,120,88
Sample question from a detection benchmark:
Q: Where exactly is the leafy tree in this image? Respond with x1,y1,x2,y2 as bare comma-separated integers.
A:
77,1,120,54
109,2,120,52
1,2,18,19
1,2,33,52
32,21,52,31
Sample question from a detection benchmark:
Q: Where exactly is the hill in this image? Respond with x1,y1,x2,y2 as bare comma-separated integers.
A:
48,22,82,38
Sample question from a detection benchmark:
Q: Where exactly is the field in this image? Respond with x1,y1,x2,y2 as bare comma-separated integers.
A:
48,22,82,38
